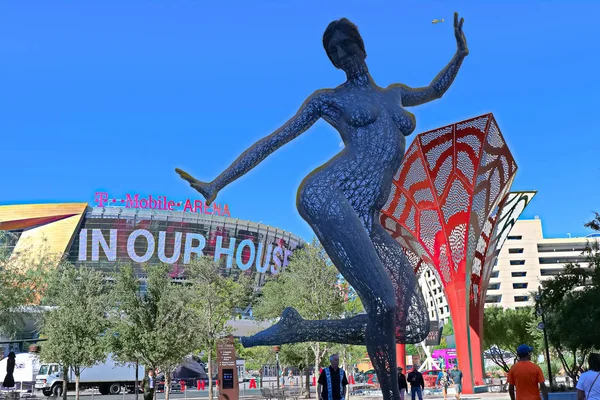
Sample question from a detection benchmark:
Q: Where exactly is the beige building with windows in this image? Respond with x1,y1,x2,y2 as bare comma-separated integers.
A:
484,218,598,309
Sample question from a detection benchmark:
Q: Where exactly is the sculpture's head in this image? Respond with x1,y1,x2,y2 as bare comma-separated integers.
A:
323,18,366,72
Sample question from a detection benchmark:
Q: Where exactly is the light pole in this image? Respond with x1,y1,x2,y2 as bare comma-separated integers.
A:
273,346,281,389
536,288,553,391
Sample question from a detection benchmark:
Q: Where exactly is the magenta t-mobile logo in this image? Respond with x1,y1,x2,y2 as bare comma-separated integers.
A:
95,192,109,207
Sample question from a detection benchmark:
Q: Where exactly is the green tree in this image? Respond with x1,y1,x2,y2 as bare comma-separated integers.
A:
109,264,197,400
252,239,346,395
483,306,537,372
186,256,253,400
0,232,53,339
434,317,454,350
279,343,315,391
40,264,112,400
237,344,276,387
537,215,600,384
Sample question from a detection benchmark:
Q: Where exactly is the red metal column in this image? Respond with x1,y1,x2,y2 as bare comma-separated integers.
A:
396,344,406,371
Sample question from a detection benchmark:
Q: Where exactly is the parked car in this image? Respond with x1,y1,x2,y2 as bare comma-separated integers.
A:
422,370,440,387
155,375,182,393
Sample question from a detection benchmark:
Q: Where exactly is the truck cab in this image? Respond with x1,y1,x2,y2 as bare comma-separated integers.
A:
35,363,62,397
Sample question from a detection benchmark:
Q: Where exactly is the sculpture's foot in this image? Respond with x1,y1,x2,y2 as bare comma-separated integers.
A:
175,168,216,205
241,307,304,348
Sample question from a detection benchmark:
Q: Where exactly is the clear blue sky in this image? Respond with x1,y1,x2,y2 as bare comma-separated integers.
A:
1,1,598,241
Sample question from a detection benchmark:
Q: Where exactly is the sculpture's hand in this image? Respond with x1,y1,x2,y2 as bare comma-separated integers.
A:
175,168,218,205
454,12,469,57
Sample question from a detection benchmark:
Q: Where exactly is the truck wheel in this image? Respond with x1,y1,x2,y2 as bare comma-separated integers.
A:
99,384,110,395
52,384,63,397
42,389,52,397
109,383,122,395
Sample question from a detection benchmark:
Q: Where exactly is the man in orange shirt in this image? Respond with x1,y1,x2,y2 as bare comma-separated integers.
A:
508,345,549,400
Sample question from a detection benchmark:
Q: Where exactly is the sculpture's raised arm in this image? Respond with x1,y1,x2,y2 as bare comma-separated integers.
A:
176,90,327,204
389,12,469,107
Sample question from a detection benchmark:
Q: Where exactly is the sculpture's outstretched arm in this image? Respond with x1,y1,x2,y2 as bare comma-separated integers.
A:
177,90,327,204
389,12,469,107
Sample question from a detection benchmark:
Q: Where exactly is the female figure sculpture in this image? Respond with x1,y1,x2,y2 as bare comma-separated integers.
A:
177,13,468,400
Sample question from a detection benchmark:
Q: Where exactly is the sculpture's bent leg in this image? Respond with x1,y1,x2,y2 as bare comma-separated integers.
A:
370,223,430,343
242,223,430,351
296,189,400,400
241,307,367,347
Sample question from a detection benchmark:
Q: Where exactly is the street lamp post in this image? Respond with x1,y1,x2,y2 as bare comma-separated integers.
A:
536,288,553,391
273,346,281,390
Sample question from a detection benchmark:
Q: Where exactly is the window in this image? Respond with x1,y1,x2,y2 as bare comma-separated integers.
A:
539,256,588,264
538,243,588,253
540,268,562,276
512,283,528,289
511,271,527,277
514,296,529,302
491,270,500,278
510,260,526,265
485,295,502,303
508,235,523,240
488,283,501,290
509,248,524,254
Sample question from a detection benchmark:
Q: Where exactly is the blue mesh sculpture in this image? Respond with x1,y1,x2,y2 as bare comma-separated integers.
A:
177,13,468,400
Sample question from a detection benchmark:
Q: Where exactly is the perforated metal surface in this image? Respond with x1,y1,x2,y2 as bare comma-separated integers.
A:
380,113,520,391
177,15,469,400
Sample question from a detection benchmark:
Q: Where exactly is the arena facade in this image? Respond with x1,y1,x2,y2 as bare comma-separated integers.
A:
0,191,304,285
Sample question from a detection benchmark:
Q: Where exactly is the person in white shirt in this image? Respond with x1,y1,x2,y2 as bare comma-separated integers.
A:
577,353,600,400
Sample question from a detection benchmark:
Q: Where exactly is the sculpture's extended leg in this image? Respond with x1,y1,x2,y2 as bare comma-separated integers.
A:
242,224,430,348
241,307,367,347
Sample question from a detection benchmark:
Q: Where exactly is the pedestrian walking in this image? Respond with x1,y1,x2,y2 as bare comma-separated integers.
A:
407,366,424,400
142,369,155,400
317,354,348,400
398,367,408,400
576,353,600,400
508,344,548,400
449,365,464,400
436,367,451,400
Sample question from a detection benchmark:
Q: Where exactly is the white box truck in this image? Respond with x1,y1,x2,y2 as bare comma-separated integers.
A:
35,355,144,397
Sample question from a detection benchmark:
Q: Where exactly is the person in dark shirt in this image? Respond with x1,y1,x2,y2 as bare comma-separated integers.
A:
398,367,408,400
407,366,425,400
449,365,464,400
317,354,348,400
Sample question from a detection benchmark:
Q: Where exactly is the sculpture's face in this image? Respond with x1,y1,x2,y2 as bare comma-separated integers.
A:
327,30,365,71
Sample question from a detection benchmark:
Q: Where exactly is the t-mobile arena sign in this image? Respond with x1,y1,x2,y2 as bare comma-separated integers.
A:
94,191,231,217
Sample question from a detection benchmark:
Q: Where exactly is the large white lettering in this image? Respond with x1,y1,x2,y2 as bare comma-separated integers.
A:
236,239,255,271
78,229,87,261
184,233,206,264
255,243,272,273
92,229,117,261
271,246,284,275
127,229,155,263
158,231,182,264
214,236,236,269
78,229,294,274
